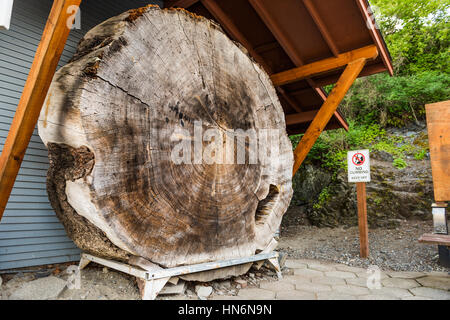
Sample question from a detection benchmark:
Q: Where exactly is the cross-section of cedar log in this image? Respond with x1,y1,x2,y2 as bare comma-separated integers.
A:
38,6,293,276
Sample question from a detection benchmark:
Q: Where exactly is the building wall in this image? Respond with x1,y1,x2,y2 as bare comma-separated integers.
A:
0,0,163,270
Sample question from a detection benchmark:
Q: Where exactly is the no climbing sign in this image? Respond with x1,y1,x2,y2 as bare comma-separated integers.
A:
347,149,371,183
348,149,371,258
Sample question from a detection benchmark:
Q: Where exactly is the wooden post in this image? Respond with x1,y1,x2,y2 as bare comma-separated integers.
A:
356,182,369,258
0,0,82,220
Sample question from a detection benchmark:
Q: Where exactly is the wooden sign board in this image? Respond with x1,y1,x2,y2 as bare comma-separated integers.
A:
0,0,14,30
426,100,450,202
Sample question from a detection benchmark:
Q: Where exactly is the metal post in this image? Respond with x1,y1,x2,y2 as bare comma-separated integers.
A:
432,203,449,267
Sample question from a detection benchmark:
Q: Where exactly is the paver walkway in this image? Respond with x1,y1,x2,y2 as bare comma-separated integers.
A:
211,259,450,300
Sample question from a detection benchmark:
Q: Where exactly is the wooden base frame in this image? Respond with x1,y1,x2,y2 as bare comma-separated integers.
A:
78,252,282,300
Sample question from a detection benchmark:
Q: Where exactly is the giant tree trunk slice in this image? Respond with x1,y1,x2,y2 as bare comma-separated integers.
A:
38,5,293,280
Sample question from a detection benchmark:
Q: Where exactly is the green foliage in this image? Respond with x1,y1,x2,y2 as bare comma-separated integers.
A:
393,157,408,169
337,0,450,127
290,0,445,213
371,0,450,75
313,187,331,210
373,197,383,205
371,135,417,160
414,149,427,160
340,71,450,127
292,122,384,171
290,121,428,172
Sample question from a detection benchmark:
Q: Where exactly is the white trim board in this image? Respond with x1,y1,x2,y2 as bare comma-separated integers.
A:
0,0,14,30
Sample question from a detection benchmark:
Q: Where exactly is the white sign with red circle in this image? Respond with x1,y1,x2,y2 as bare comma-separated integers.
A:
347,149,370,182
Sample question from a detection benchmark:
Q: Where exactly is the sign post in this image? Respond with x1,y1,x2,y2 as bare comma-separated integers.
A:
347,149,371,258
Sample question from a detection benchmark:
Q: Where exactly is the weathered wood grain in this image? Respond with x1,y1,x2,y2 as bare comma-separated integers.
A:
38,6,293,278
425,100,450,202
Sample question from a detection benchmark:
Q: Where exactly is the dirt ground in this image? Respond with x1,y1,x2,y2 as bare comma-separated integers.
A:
0,262,280,300
279,207,449,273
1,215,448,300
0,265,141,300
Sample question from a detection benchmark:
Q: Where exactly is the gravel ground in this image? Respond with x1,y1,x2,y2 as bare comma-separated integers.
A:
279,217,449,273
1,215,448,300
0,263,279,300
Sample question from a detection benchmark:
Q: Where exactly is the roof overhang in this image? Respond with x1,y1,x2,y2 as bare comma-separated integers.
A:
164,0,393,134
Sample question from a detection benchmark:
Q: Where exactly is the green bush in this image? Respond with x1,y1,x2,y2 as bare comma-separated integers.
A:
313,187,332,210
291,121,428,172
290,0,447,216
414,149,427,160
340,71,450,127
337,0,450,127
393,158,408,169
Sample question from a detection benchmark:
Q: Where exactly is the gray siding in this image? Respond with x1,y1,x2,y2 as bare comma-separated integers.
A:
0,0,163,270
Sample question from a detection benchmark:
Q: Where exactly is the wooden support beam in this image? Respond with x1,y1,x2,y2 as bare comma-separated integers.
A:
171,0,269,73
247,0,322,92
332,110,349,132
286,111,318,126
164,0,199,8
312,63,388,88
167,0,351,129
249,0,319,90
292,58,368,176
287,89,348,130
271,45,378,87
286,109,349,130
287,122,343,136
0,0,82,220
202,0,268,70
303,0,339,57
277,87,303,113
248,0,347,129
201,0,303,113
254,41,280,54
169,0,303,113
249,0,305,66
